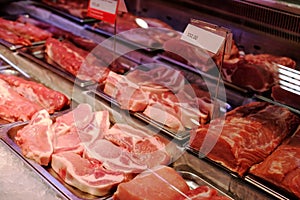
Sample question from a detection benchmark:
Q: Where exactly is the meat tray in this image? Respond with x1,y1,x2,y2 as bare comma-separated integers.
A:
0,66,72,126
84,24,179,52
31,1,98,24
17,44,96,88
86,89,191,141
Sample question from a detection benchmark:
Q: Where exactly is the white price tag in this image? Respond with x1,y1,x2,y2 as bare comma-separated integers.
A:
181,24,225,54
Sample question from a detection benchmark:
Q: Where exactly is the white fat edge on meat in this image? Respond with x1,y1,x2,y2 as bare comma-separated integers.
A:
0,79,13,100
84,139,147,173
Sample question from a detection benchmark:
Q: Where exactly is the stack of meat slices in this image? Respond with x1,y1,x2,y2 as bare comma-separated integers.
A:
0,17,52,46
15,103,171,196
250,128,300,199
103,66,215,132
189,101,300,176
0,73,70,123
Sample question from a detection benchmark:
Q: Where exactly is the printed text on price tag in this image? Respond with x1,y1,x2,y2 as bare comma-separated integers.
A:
88,0,118,24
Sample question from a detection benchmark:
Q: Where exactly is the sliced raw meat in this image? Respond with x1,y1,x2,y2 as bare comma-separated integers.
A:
0,17,52,42
0,74,70,113
104,71,149,112
113,165,190,200
189,102,300,176
0,79,43,122
45,38,110,83
250,129,300,198
0,26,31,46
177,186,231,200
51,151,125,196
271,85,300,110
15,109,53,166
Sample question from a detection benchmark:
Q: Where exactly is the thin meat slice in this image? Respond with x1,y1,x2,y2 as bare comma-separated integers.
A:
0,79,43,122
51,151,125,196
15,110,53,166
0,74,70,113
0,26,31,46
250,129,300,198
189,102,300,176
113,165,190,200
0,17,52,42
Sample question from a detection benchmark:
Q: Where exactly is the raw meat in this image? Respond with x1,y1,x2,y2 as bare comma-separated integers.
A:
163,38,216,72
0,79,43,122
15,109,54,166
0,74,70,114
271,85,300,110
0,17,52,43
45,38,110,82
222,53,297,92
42,0,89,18
0,27,31,46
51,151,125,196
189,102,300,176
113,165,190,200
177,186,231,200
250,129,300,199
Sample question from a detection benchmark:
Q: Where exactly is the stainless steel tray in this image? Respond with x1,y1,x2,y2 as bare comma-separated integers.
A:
17,45,96,88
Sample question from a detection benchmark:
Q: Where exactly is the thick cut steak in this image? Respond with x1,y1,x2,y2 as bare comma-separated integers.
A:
15,110,53,166
189,102,300,176
113,165,190,200
52,151,125,196
250,129,300,198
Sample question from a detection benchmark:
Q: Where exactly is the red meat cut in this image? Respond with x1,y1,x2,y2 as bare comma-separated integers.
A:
177,186,231,200
113,165,190,200
189,102,300,176
250,128,300,198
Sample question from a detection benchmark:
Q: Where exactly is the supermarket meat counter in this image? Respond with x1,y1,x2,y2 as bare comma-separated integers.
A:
0,0,299,200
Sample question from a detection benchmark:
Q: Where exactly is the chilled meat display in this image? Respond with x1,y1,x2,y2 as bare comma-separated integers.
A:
0,74,69,123
14,103,172,196
93,12,179,48
113,165,190,200
250,128,300,199
0,17,52,46
41,0,89,19
189,101,300,176
103,66,215,131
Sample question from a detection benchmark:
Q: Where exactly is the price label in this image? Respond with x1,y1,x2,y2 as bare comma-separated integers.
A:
181,24,225,54
88,0,119,24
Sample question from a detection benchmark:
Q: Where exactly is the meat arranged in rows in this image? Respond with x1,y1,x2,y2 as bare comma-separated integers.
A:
189,101,300,176
93,12,180,48
0,17,52,46
15,103,171,196
250,128,300,199
104,65,215,132
0,74,70,123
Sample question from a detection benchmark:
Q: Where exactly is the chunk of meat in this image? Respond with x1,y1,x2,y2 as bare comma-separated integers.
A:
189,102,300,176
271,85,300,110
0,74,70,113
15,110,53,166
0,27,31,46
45,38,110,83
51,151,125,196
0,79,43,122
113,165,190,200
250,129,300,198
0,17,52,42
